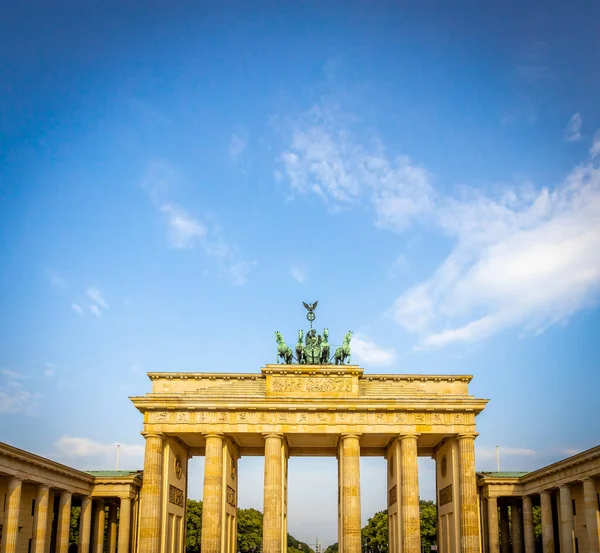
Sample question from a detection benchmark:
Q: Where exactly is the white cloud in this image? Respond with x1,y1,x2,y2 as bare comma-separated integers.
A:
47,270,67,289
89,304,103,319
51,437,144,470
229,133,247,159
140,159,178,204
43,363,55,377
290,265,307,283
391,163,600,347
86,287,108,309
277,105,433,230
351,334,397,367
477,446,536,460
0,370,39,415
71,303,84,316
160,204,206,249
565,113,582,142
591,131,600,159
228,259,257,286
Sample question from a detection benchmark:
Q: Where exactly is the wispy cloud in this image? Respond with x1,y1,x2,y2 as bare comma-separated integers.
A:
229,133,247,159
160,204,206,249
277,104,433,231
47,270,68,290
565,113,582,142
278,104,600,348
51,437,144,470
43,363,55,377
141,161,256,285
86,287,108,309
291,265,307,283
71,303,84,316
591,131,600,159
351,334,396,367
0,370,39,415
89,304,103,319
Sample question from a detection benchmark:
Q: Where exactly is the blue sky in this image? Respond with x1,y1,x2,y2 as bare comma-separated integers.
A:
1,0,600,546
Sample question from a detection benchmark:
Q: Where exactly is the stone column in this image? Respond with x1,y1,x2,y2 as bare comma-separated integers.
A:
339,434,362,553
138,432,164,553
1,477,23,553
92,500,106,553
583,478,599,553
56,491,73,553
202,433,225,553
78,497,93,553
32,485,51,553
117,497,132,553
540,491,555,553
512,499,523,553
487,497,500,553
263,434,285,553
458,434,480,553
500,503,510,553
559,485,574,553
400,434,420,553
107,503,118,553
522,496,535,553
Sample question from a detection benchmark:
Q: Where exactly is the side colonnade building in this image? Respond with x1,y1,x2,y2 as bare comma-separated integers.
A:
0,442,141,553
478,446,600,553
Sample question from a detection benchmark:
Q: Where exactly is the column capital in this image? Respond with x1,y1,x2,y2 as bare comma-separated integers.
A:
141,431,164,439
35,483,50,490
340,433,362,440
204,433,225,439
559,483,571,490
581,476,594,482
457,432,479,440
399,433,420,441
263,433,284,441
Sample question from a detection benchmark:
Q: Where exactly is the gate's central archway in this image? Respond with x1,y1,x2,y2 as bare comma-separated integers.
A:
131,365,488,553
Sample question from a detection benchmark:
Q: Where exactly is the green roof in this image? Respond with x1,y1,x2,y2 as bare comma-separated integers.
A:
478,471,529,478
86,470,142,477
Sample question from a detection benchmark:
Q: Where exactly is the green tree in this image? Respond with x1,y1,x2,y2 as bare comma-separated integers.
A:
70,506,81,548
324,543,338,553
362,510,389,553
186,499,203,553
237,508,263,553
420,500,438,552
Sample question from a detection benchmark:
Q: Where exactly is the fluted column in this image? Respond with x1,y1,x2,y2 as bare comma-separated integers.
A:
117,497,132,553
138,432,164,553
263,434,285,553
92,500,106,553
202,433,225,553
1,477,23,553
458,434,480,553
78,497,92,553
512,498,523,553
540,491,555,553
559,485,574,553
500,503,510,553
522,496,535,553
400,434,420,553
107,503,118,553
31,485,51,553
583,478,599,553
487,497,500,553
54,491,71,553
338,434,361,553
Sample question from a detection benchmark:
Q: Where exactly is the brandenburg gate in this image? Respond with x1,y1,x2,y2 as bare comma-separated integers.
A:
130,304,488,553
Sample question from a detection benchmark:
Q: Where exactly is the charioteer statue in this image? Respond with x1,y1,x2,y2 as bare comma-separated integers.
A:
274,301,352,365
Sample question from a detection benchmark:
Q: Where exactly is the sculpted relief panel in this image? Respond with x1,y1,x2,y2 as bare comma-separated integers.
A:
270,376,352,393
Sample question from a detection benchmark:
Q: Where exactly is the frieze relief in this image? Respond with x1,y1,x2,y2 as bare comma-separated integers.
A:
150,409,472,426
